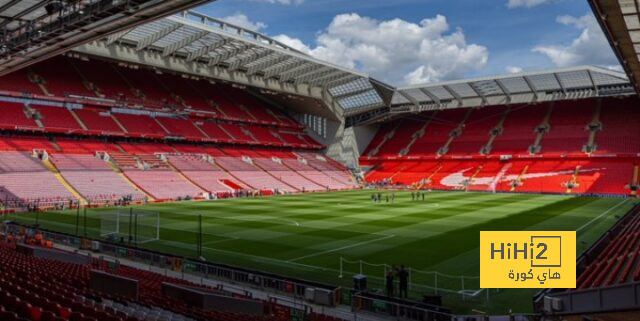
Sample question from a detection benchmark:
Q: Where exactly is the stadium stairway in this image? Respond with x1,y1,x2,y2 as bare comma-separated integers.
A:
217,124,237,141
212,158,257,190
193,122,211,139
68,109,89,131
242,127,259,142
565,165,581,194
465,165,484,192
584,101,603,153
153,118,172,135
30,72,52,96
281,159,329,189
105,154,155,201
42,157,87,205
249,158,300,192
48,139,62,153
438,108,473,156
510,164,529,192
530,104,554,154
164,157,212,195
481,107,511,155
253,157,321,191
400,113,434,156
422,164,443,186
26,106,46,129
239,105,259,121
271,130,288,145
110,114,129,133
367,122,398,157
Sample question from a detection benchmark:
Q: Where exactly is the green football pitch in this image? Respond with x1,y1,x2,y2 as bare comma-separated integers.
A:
8,190,636,314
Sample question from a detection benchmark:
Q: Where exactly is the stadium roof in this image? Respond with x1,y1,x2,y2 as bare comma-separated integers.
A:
391,66,632,111
0,0,213,77
589,0,640,94
343,66,633,127
73,11,392,116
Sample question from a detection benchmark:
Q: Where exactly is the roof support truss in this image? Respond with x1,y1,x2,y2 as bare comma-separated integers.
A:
228,49,274,71
307,70,349,87
467,83,488,106
522,76,539,102
586,69,599,95
418,88,441,105
280,63,323,82
209,44,250,66
494,79,512,103
136,23,183,51
278,62,317,81
163,30,209,57
247,54,291,75
442,86,462,106
186,38,228,62
398,90,420,109
552,72,567,96
293,66,335,84
262,57,302,78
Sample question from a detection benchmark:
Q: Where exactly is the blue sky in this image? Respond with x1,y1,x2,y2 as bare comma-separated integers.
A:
194,0,620,85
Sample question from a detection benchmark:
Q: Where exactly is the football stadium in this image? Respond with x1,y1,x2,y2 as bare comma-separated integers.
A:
0,0,639,320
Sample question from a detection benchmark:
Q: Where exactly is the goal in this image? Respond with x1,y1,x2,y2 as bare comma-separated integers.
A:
100,208,160,244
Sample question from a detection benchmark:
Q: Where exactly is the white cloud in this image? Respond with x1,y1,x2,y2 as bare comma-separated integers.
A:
250,0,304,4
606,65,623,72
220,13,267,31
533,14,618,68
274,13,488,85
507,0,552,8
506,66,523,74
273,34,312,52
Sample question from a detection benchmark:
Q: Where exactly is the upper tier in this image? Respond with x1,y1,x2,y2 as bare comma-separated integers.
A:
363,96,640,159
0,56,321,149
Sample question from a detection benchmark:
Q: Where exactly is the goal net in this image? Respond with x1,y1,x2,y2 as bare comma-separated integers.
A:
100,208,160,244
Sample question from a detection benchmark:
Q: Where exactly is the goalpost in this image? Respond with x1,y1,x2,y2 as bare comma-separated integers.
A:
100,208,160,244
338,257,489,303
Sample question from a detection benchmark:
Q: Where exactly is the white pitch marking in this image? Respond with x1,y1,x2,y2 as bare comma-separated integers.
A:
576,199,629,232
202,236,239,246
199,246,334,272
205,215,301,227
287,233,396,262
161,216,301,234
